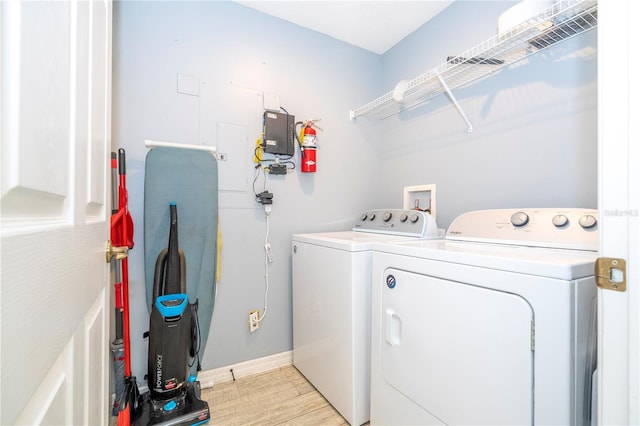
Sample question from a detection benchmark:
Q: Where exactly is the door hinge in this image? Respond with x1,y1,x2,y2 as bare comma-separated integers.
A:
106,240,129,263
595,257,627,292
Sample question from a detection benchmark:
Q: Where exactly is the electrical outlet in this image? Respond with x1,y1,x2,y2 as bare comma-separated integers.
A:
249,310,260,332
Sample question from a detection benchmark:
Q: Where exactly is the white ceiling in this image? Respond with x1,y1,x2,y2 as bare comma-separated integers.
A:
234,1,455,54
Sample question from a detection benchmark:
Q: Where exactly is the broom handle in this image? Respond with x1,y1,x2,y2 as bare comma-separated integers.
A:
118,148,132,378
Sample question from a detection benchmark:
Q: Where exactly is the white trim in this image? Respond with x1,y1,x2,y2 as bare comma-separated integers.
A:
597,0,638,423
197,351,293,389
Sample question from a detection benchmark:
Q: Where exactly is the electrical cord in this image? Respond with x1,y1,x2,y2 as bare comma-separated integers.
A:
256,154,296,169
272,160,296,171
258,207,270,323
252,162,271,324
252,164,267,198
188,301,202,371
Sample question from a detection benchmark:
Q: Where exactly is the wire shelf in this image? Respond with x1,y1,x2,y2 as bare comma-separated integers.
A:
350,0,598,122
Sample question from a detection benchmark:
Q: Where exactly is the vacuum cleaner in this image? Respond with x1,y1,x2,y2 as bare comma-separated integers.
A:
134,202,210,426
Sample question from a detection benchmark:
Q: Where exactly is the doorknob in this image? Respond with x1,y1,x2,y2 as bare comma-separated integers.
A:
106,240,129,263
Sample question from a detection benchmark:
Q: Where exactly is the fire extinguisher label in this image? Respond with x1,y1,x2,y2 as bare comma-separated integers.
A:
301,148,317,173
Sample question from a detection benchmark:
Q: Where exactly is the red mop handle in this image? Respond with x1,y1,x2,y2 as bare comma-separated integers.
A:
118,148,132,378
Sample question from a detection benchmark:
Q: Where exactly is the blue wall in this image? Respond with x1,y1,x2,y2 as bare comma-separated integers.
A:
113,0,597,379
113,0,385,378
373,1,597,226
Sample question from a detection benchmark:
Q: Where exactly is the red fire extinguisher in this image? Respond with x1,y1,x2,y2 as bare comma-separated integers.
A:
300,121,320,173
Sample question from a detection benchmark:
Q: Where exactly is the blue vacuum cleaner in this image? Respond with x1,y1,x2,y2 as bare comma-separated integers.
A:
134,203,210,425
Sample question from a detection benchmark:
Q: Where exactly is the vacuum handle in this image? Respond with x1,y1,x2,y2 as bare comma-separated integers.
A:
165,203,183,294
170,202,177,225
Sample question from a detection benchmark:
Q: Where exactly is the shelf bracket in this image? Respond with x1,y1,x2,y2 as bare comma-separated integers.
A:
437,74,473,133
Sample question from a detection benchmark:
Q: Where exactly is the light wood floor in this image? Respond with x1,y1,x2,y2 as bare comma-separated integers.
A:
201,365,350,426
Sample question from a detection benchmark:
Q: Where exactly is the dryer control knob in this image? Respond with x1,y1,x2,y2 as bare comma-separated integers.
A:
552,214,569,227
409,213,420,223
400,213,408,222
579,214,597,229
360,213,368,221
369,213,376,221
383,212,392,222
510,211,529,227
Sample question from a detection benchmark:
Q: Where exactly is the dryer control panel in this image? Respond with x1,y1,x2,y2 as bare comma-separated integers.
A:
353,209,439,238
446,208,598,251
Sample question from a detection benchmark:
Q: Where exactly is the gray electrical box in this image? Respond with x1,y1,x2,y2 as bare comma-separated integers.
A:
263,111,295,156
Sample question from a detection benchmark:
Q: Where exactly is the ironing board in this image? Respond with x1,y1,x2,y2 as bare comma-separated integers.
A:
144,146,218,376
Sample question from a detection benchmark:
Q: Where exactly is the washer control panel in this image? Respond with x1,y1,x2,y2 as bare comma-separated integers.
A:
447,208,598,251
353,209,439,238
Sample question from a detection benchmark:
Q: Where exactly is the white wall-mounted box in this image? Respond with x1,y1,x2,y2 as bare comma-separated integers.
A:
403,184,436,221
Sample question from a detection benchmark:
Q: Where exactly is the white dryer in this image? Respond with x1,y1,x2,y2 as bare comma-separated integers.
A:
370,208,598,426
292,209,441,426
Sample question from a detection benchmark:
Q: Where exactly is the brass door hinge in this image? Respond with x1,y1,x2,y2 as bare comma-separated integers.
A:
595,257,627,292
106,240,129,263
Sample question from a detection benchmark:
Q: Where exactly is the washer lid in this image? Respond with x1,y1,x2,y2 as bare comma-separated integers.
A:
373,239,597,280
292,231,430,252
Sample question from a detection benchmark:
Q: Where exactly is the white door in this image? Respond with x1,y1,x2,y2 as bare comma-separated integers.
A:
598,0,640,423
1,0,112,424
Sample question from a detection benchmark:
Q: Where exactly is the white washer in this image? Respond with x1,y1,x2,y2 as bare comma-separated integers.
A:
292,209,441,426
371,208,598,426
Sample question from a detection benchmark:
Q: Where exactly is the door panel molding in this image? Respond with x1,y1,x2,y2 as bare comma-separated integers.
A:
1,0,112,424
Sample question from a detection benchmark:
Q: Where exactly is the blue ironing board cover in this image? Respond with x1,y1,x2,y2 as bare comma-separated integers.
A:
144,146,218,376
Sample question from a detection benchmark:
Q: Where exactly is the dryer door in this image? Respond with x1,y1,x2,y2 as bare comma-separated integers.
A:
381,268,534,425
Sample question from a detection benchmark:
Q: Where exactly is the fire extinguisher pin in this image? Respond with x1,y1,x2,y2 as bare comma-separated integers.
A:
306,119,323,131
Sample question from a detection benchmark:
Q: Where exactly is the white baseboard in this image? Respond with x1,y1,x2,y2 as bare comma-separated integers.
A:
197,351,293,389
